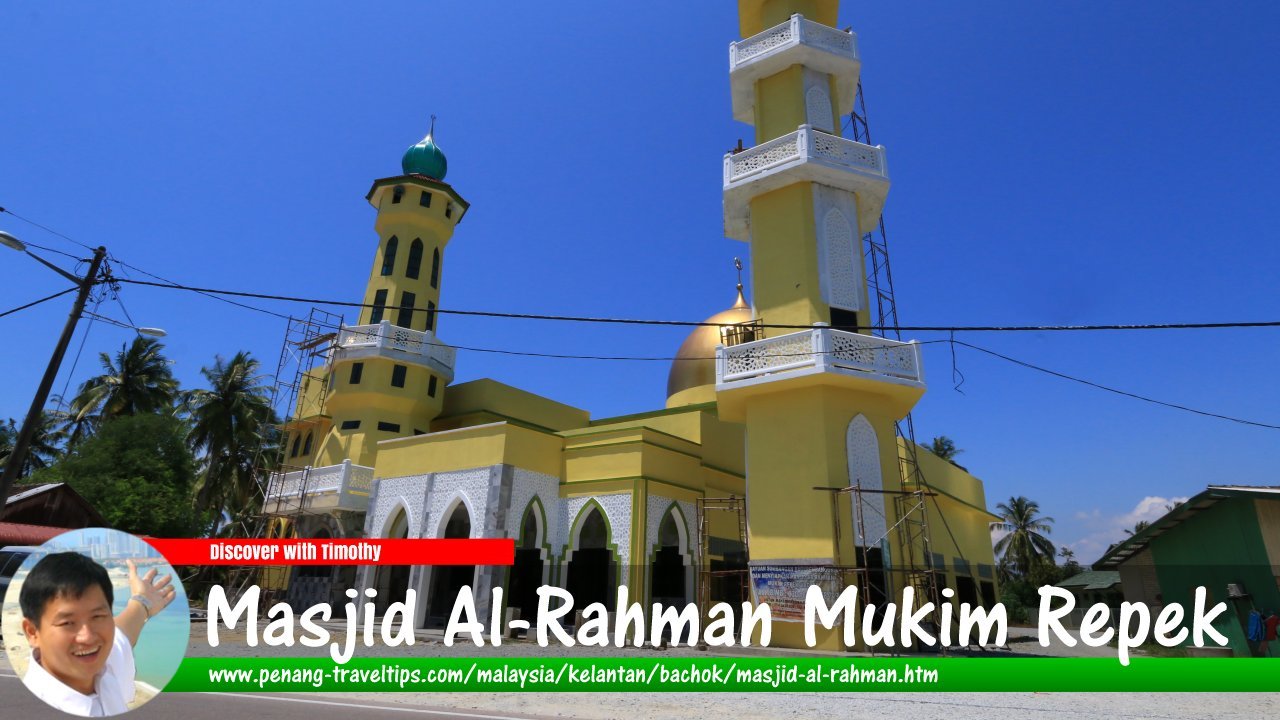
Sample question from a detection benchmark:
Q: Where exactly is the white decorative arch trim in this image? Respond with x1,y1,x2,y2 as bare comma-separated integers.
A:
380,501,414,539
433,491,477,539
846,414,887,546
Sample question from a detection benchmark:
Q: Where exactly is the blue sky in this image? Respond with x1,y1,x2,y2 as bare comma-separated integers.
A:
2,2,1277,563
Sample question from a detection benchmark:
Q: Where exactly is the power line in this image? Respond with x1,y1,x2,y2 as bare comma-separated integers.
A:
0,205,292,321
112,277,1280,334
0,287,78,319
954,339,1280,431
106,256,292,321
0,207,97,252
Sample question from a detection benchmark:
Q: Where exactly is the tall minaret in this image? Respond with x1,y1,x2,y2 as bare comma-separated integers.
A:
716,0,927,649
312,121,469,468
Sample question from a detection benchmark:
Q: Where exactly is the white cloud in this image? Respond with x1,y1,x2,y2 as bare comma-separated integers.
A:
1067,495,1189,564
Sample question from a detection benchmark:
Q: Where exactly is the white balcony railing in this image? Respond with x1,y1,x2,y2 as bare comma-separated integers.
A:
717,326,924,386
722,125,889,241
730,14,857,68
266,460,374,513
728,14,860,124
724,125,885,186
336,321,456,377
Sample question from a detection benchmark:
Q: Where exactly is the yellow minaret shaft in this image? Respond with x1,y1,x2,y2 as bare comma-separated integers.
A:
720,0,927,649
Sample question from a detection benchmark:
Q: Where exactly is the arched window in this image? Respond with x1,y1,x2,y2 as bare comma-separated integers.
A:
302,431,314,456
658,511,680,549
406,239,424,280
578,508,607,550
381,236,398,276
430,248,441,289
289,434,300,458
520,504,540,549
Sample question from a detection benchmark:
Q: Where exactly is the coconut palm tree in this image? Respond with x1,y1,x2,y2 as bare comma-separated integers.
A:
184,352,276,523
71,336,179,426
992,496,1056,577
2,413,64,479
1124,520,1151,537
929,435,967,470
929,436,961,461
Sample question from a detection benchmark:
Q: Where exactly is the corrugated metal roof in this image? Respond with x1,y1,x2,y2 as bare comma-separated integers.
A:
0,521,65,546
1096,485,1280,569
1056,570,1120,590
5,483,62,504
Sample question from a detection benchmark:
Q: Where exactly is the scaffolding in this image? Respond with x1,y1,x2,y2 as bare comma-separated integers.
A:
848,80,947,651
219,307,342,605
695,496,750,620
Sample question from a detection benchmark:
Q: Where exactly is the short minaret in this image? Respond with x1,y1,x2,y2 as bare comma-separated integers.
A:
716,0,927,649
314,120,470,468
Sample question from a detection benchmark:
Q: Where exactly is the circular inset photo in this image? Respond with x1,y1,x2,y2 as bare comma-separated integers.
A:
1,528,189,716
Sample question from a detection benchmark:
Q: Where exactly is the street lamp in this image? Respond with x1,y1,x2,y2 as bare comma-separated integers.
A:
0,231,27,252
83,310,167,338
0,231,108,513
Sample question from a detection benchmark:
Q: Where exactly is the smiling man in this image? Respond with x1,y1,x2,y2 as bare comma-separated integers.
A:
18,552,176,717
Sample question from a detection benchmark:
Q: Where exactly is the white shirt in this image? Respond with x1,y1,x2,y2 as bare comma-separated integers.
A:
22,627,136,717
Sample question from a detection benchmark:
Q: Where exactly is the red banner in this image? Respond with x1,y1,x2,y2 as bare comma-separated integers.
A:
147,538,514,566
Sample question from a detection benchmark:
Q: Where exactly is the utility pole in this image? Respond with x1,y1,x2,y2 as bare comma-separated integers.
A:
0,246,107,516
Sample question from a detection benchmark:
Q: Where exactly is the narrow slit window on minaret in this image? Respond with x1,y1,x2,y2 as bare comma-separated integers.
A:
391,364,407,388
428,375,438,397
397,291,416,328
419,191,432,208
381,236,399,276
340,420,361,430
349,362,364,385
369,289,388,324
445,202,453,219
406,239,424,280
392,186,404,204
430,248,440,289
377,421,401,433
426,300,437,331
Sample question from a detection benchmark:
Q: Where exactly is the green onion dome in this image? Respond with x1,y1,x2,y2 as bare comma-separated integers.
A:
401,121,447,180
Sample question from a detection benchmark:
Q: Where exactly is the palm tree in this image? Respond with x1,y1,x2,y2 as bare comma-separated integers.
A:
929,435,967,470
992,496,1056,577
71,337,178,427
49,395,97,449
929,436,960,460
2,413,64,479
1124,520,1151,537
184,352,276,523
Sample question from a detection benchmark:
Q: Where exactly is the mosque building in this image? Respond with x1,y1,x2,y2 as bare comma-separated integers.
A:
263,0,999,649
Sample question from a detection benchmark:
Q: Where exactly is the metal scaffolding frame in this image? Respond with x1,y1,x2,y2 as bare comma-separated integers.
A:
220,307,342,605
695,496,750,620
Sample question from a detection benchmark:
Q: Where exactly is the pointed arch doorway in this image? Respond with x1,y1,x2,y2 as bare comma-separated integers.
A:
426,501,476,627
373,509,411,615
507,500,547,622
565,505,616,612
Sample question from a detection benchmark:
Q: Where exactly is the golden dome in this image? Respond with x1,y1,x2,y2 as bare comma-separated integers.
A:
666,289,754,408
